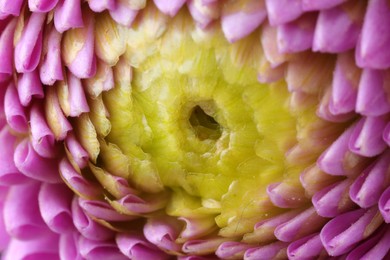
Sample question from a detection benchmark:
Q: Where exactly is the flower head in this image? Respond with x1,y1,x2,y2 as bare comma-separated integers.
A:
1,0,390,259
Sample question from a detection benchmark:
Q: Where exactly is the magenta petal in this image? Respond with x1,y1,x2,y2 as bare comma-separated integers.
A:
78,198,137,222
287,233,325,259
244,241,288,260
182,237,230,255
66,71,90,116
379,186,390,223
221,0,267,43
14,139,62,183
65,133,89,169
3,233,60,260
0,127,30,185
216,242,254,259
4,82,28,133
348,116,388,157
17,70,44,106
356,0,390,69
40,24,64,85
71,196,115,241
88,0,116,12
38,183,74,234
329,51,360,115
54,0,83,33
63,11,96,79
313,1,364,53
312,179,356,217
0,186,10,250
0,0,24,16
30,103,58,158
317,124,360,176
350,150,390,208
154,0,187,17
115,193,168,214
14,12,45,73
301,0,348,11
29,0,59,12
274,207,328,242
0,19,17,75
116,233,169,260
3,182,50,240
346,226,390,260
144,215,183,254
59,158,101,198
264,0,303,26
320,207,383,256
384,122,390,146
78,236,127,260
277,13,317,53
356,69,390,116
59,232,83,260
109,2,139,27
267,182,308,208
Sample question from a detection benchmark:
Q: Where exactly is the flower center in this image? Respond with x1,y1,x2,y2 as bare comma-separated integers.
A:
189,104,222,141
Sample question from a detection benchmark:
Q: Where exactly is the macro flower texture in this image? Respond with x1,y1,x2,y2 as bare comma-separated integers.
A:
1,0,390,259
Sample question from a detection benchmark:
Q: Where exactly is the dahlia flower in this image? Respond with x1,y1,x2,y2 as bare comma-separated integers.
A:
1,0,390,259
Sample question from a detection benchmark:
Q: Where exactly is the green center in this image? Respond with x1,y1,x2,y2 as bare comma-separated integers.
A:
99,10,315,236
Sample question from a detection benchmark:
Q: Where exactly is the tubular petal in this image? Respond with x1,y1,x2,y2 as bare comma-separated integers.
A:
0,186,10,250
30,103,58,158
221,0,267,43
28,0,59,12
0,19,17,75
264,0,303,26
356,0,390,69
116,233,170,260
38,183,74,234
244,241,288,260
88,0,116,13
379,186,390,223
17,70,44,106
14,12,45,73
320,207,383,256
109,1,139,27
350,150,390,208
78,236,128,260
287,233,325,259
154,0,187,17
14,139,62,183
39,24,64,85
216,242,254,259
71,196,115,241
0,0,24,16
277,13,317,53
182,237,231,255
301,0,348,11
187,0,220,29
312,178,356,217
4,82,28,133
64,133,89,169
54,0,83,33
59,232,84,260
267,182,308,208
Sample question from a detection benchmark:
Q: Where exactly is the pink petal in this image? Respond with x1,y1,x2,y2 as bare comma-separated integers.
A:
356,0,390,69
40,24,64,85
221,0,267,43
267,182,308,208
182,237,230,255
0,127,31,185
287,233,325,259
29,0,59,12
379,186,390,223
154,0,187,17
0,186,10,250
0,0,24,16
116,233,170,260
78,236,128,260
30,103,58,158
59,232,84,260
320,207,383,256
3,182,50,240
65,133,89,169
54,0,83,33
264,0,303,26
38,183,74,234
3,233,60,260
66,71,90,116
0,18,17,75
17,70,44,106
216,242,254,259
14,12,45,73
4,82,28,133
109,1,139,27
88,0,116,12
244,241,288,260
301,0,348,11
14,139,62,183
71,196,115,241
187,0,220,28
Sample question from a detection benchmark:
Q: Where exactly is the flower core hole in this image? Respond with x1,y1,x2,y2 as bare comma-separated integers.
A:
189,105,222,141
